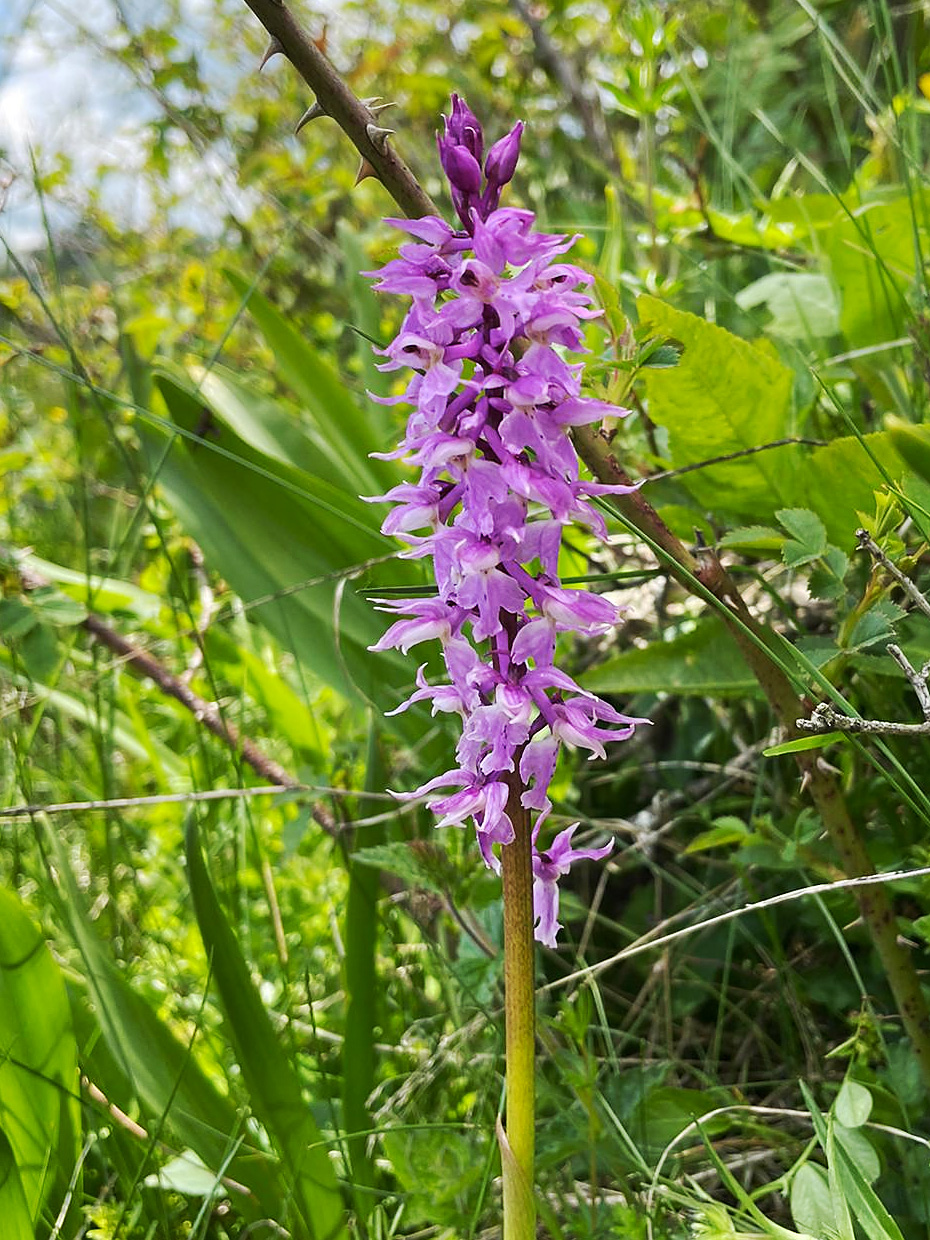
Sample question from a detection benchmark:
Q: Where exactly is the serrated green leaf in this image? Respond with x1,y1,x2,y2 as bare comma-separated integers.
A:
718,525,784,553
776,508,827,567
809,547,850,601
352,841,449,896
848,600,905,652
637,295,794,522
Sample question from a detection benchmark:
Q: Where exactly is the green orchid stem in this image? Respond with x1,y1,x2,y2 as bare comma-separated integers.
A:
500,778,536,1240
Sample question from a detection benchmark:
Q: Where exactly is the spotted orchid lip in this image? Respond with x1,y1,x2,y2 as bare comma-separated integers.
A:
366,97,648,946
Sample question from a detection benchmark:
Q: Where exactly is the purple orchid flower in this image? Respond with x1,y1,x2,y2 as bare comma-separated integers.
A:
367,98,647,945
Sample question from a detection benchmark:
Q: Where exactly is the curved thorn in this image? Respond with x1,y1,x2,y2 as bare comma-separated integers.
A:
354,158,378,186
366,122,396,150
368,100,398,115
295,101,326,133
259,36,285,71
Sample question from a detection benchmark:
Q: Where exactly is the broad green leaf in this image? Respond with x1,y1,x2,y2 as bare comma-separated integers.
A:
826,197,925,349
736,272,840,340
224,268,393,494
0,1129,33,1240
848,600,905,652
146,372,424,725
145,1149,226,1198
637,294,794,521
791,1162,834,1237
185,362,364,496
27,586,86,627
0,889,81,1227
835,1080,873,1129
581,617,759,697
797,432,905,547
835,1123,879,1183
185,817,347,1240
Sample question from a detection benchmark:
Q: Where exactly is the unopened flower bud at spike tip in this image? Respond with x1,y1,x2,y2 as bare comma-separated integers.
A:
485,121,524,187
295,101,326,133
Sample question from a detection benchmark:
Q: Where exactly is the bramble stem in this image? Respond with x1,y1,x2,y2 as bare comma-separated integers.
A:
500,778,535,1240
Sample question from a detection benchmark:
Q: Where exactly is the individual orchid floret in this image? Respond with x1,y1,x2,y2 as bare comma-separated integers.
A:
367,97,648,945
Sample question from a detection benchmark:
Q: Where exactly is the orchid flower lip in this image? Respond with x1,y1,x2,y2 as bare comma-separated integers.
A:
367,96,645,945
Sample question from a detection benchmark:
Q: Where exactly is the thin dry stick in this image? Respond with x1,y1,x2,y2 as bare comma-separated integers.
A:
232,0,930,1088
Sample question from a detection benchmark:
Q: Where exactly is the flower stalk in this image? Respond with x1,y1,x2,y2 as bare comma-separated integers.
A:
501,776,536,1240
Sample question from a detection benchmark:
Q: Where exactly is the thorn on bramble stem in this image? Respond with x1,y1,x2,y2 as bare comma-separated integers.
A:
361,97,398,115
259,36,285,70
366,122,395,149
295,101,326,132
354,158,378,185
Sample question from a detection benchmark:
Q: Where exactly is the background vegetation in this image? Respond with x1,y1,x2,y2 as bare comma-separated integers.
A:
4,0,930,1236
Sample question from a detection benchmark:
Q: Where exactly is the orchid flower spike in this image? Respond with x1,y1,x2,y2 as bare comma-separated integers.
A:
366,97,647,945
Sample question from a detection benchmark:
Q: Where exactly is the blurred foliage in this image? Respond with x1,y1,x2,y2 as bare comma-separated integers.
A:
4,0,930,1237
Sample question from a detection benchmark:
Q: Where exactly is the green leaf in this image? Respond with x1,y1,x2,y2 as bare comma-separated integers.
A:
185,817,347,1240
0,1129,34,1240
146,371,424,727
27,586,87,627
581,617,759,697
637,294,794,522
809,547,850,601
0,599,37,640
717,525,784,554
776,507,827,567
17,554,162,620
0,890,81,1228
791,1162,834,1237
352,841,449,896
831,1116,904,1240
736,272,840,340
343,726,387,1216
684,817,750,854
17,624,59,683
848,600,905,652
224,268,392,494
835,1080,873,1129
764,732,845,757
835,1123,879,1183
144,1149,226,1198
